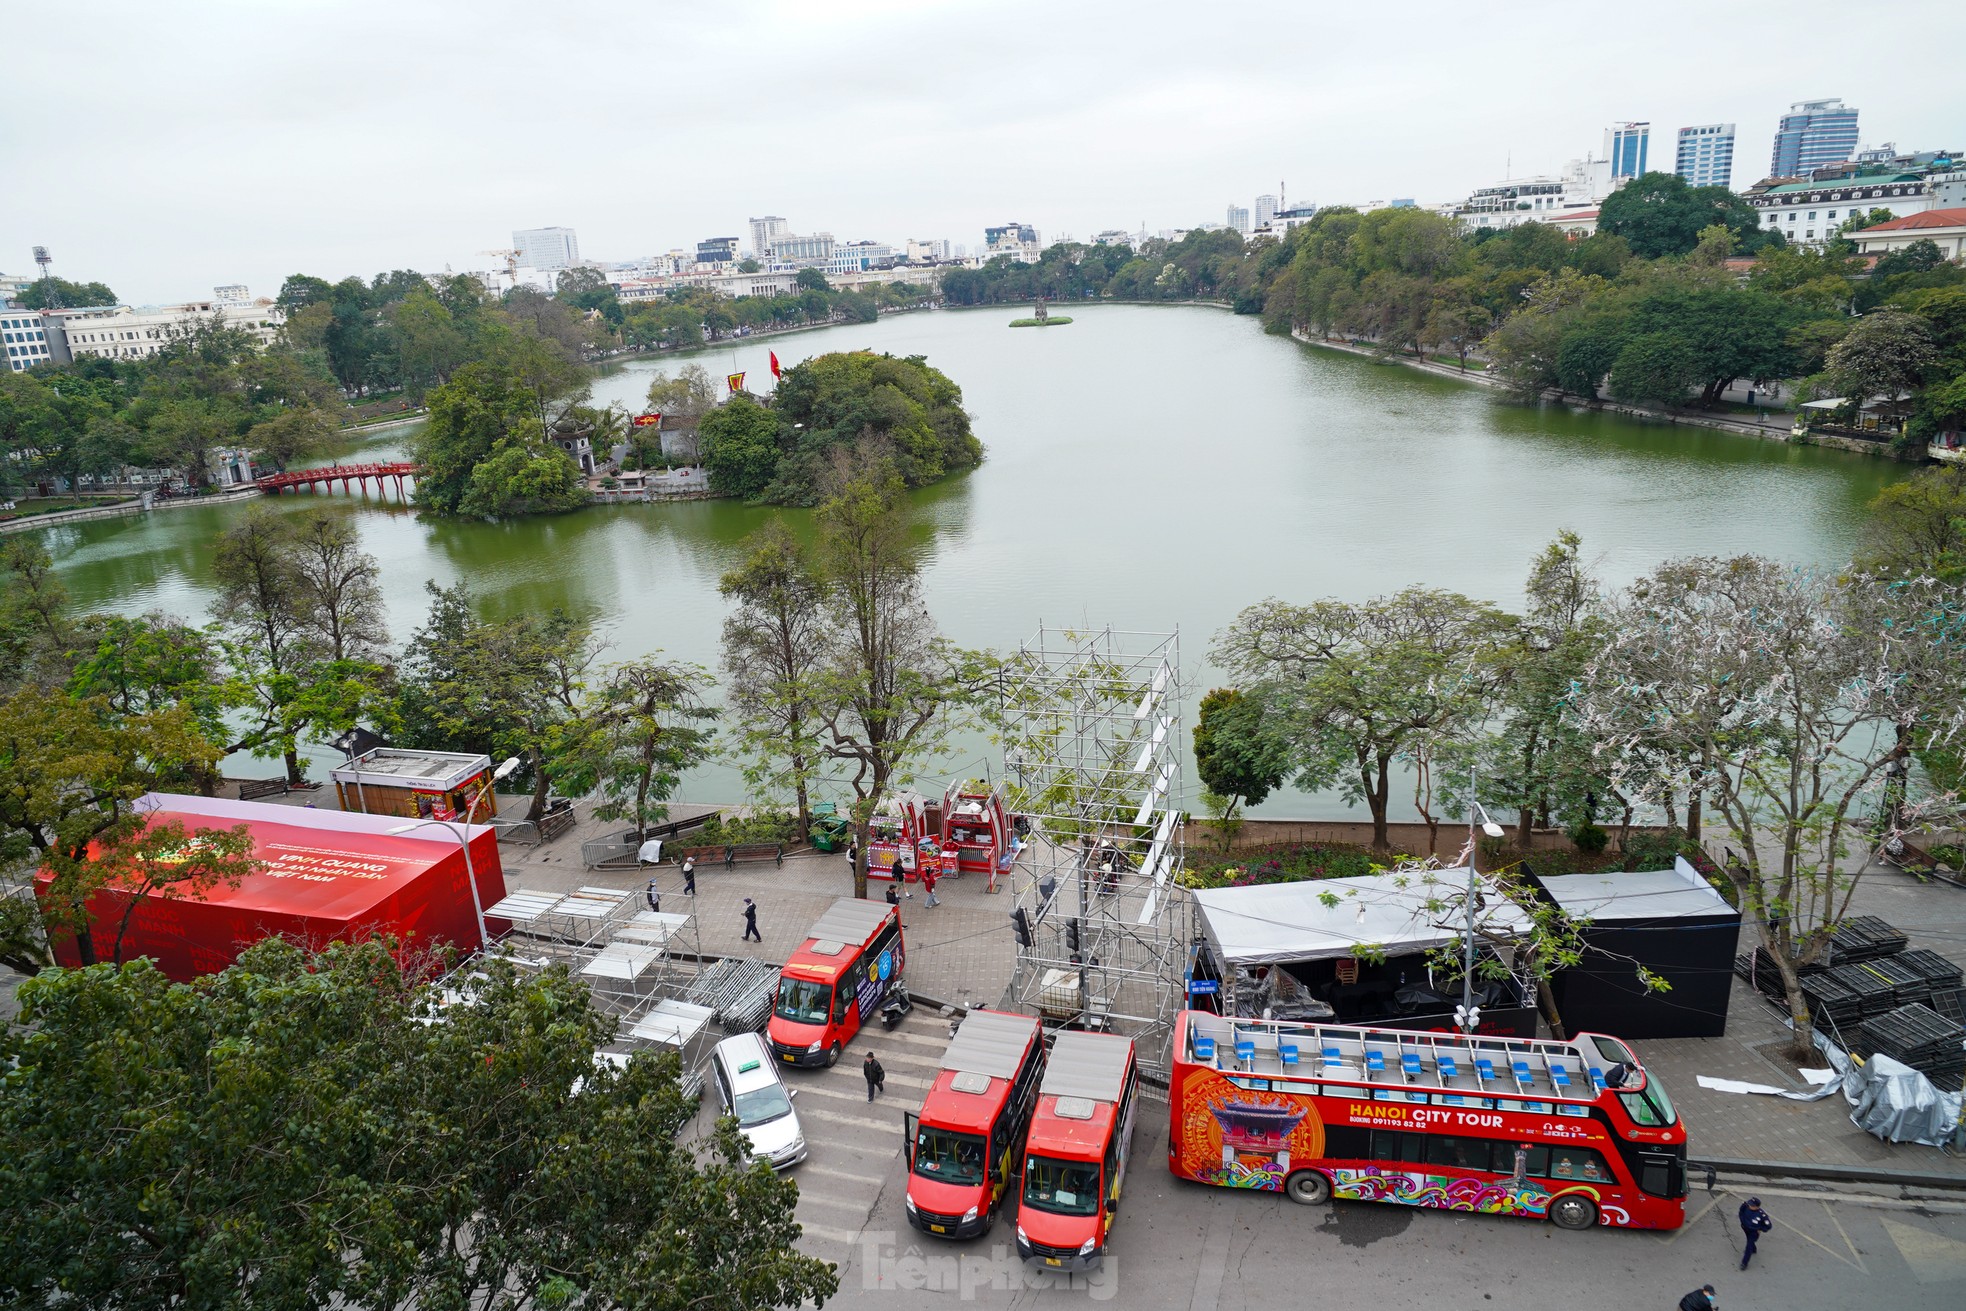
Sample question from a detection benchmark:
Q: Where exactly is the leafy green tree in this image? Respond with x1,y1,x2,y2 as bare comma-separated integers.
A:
15,275,116,310
243,406,333,471
697,394,786,499
719,522,829,837
66,612,235,749
1825,308,1939,405
766,352,980,503
0,688,229,968
1607,331,1705,406
394,583,597,823
1598,171,1769,259
795,268,831,292
0,940,838,1310
211,509,315,783
1213,588,1517,850
810,471,973,898
577,658,717,835
1856,465,1966,582
1192,687,1291,846
410,361,588,517
645,363,719,417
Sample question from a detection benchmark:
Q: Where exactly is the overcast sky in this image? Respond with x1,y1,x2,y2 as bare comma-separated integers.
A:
5,0,1962,305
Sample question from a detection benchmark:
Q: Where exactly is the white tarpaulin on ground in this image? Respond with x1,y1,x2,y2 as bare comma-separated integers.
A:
1193,868,1533,967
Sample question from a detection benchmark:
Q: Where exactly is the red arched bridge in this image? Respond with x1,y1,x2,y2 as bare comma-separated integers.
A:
257,462,418,501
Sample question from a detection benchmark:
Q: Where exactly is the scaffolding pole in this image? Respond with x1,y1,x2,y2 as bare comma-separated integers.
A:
997,625,1187,1076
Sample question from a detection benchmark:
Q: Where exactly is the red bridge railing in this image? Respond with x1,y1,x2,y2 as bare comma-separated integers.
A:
256,462,419,500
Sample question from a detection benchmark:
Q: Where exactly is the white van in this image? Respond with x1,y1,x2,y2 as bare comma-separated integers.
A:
710,1031,808,1169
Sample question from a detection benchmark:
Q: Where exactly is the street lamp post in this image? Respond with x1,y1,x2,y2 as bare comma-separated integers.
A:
388,756,520,954
1461,765,1506,1035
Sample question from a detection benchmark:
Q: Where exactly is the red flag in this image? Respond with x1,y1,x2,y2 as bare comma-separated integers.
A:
769,350,782,379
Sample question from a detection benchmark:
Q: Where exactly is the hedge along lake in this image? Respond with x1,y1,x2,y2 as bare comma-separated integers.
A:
33,304,1902,815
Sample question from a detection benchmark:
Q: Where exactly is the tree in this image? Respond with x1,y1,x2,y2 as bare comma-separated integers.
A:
1607,331,1705,406
765,352,981,504
1598,172,1768,259
580,658,717,836
1857,466,1966,582
0,940,838,1310
394,583,597,823
810,471,972,897
0,536,72,659
410,361,589,517
697,394,786,499
1192,687,1291,847
720,523,829,838
15,275,116,310
0,688,228,969
243,406,333,471
644,363,718,418
211,508,316,783
1825,309,1939,405
66,612,234,751
1212,588,1517,850
795,268,831,292
287,507,389,663
1573,556,1966,1058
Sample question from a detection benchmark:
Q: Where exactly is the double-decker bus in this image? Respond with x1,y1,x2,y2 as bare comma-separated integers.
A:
1167,1010,1686,1231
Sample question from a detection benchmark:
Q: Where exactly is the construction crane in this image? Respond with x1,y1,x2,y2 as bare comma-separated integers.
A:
477,249,521,290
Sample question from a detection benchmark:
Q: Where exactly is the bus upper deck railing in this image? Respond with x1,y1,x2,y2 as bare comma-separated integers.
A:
1182,1012,1632,1103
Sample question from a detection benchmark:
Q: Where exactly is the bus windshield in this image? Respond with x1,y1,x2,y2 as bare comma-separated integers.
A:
913,1127,986,1187
1620,1074,1678,1127
1024,1155,1101,1216
776,978,832,1026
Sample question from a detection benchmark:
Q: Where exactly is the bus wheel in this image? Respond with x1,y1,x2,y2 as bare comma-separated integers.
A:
1549,1195,1598,1231
1284,1171,1330,1205
825,1043,841,1068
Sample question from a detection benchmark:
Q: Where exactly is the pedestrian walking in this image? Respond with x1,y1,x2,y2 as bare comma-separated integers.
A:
863,1051,885,1101
741,897,762,943
645,878,661,914
1677,1285,1717,1311
922,863,940,908
681,855,697,895
1738,1197,1772,1270
884,882,900,908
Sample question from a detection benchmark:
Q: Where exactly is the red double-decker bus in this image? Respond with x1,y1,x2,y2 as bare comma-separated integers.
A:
1167,1010,1687,1231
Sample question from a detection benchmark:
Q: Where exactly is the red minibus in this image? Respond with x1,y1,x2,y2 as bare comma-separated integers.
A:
904,1009,1046,1239
1015,1030,1139,1272
766,898,904,1068
1167,1011,1686,1231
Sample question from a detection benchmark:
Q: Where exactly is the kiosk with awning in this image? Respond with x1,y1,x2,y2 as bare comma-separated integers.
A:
1532,858,1740,1038
1191,868,1540,1037
37,793,507,980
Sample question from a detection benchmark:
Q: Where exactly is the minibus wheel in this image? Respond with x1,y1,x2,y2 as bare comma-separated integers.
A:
1549,1195,1598,1231
825,1042,841,1067
1284,1170,1330,1205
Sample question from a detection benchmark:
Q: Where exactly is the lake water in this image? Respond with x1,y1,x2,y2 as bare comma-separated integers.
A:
34,305,1900,814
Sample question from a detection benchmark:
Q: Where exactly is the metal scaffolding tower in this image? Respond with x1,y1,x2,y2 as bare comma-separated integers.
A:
997,626,1187,1075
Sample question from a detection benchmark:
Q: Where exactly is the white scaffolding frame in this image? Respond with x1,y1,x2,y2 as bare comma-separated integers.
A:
997,625,1187,1076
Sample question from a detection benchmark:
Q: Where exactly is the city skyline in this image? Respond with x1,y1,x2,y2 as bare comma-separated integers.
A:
3,0,1961,303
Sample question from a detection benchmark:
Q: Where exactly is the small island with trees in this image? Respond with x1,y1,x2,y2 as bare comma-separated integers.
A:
1009,298,1071,328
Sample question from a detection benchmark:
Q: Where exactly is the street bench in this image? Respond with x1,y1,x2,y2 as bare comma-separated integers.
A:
538,800,577,842
238,778,290,801
673,845,726,869
725,842,784,869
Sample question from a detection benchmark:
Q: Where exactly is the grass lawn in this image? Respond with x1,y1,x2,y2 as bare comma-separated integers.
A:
0,494,135,522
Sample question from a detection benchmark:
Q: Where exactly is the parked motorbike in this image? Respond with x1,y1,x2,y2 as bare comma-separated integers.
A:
880,982,914,1030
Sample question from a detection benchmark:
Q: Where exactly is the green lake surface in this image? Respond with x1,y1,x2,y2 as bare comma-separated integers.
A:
33,305,1901,814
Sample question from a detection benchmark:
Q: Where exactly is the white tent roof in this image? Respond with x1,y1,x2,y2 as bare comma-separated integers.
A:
1193,867,1533,967
1537,857,1736,922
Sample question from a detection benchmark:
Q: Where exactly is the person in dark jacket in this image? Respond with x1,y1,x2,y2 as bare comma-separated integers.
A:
1678,1284,1717,1311
681,855,697,895
742,898,761,942
645,879,661,914
1739,1197,1772,1269
863,1051,885,1101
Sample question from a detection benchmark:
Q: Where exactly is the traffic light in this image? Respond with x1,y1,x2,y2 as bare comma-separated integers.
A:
1010,907,1032,949
1066,918,1081,955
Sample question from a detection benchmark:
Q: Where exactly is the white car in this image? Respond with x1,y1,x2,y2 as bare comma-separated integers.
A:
710,1031,807,1169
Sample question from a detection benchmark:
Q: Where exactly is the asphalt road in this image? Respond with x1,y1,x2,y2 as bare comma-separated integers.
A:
691,1010,1966,1310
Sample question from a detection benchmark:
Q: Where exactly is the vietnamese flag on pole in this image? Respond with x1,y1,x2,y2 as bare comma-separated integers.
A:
769,350,782,379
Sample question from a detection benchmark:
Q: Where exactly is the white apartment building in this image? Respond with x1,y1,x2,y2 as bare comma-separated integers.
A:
213,283,252,305
512,226,580,271
1746,173,1933,246
1227,204,1251,234
748,216,789,259
770,232,835,266
1254,195,1277,229
903,238,952,263
56,301,282,362
2,310,55,372
827,241,896,273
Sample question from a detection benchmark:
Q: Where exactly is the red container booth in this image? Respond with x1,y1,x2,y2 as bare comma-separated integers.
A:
36,793,507,980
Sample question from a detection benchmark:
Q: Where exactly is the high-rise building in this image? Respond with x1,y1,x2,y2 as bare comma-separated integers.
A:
696,237,740,265
749,216,789,258
1605,123,1650,179
1675,123,1736,189
512,226,580,271
1227,204,1251,234
1770,99,1860,178
1254,194,1278,229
